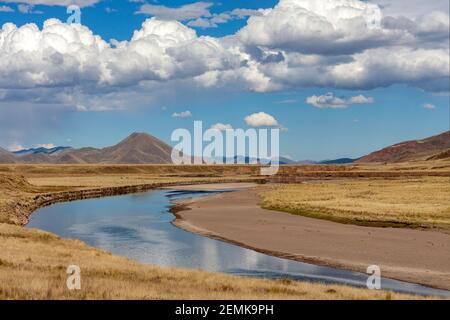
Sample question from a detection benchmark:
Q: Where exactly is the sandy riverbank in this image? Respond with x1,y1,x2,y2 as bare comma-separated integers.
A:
171,184,450,291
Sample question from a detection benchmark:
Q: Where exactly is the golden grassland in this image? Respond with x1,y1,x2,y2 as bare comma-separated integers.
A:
261,176,450,230
0,163,448,299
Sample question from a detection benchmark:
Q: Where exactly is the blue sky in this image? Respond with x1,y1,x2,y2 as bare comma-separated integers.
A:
0,0,448,160
0,1,279,39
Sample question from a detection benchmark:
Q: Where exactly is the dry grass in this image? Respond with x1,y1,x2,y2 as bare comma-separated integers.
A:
354,160,450,172
0,223,420,300
261,177,450,230
0,164,263,177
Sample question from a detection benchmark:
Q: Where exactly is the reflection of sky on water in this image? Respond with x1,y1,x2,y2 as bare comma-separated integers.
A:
27,189,450,298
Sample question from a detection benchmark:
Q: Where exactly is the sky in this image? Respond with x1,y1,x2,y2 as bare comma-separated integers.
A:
0,0,449,160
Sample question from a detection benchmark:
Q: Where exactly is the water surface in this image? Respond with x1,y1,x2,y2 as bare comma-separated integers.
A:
27,189,450,297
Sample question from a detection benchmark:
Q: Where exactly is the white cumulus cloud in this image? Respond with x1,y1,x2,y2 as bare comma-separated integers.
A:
306,93,374,108
371,0,449,18
0,5,14,12
17,4,43,14
210,123,233,131
349,95,375,104
0,18,241,110
35,143,56,148
234,0,449,92
7,142,25,152
238,0,391,55
245,112,279,127
172,110,192,118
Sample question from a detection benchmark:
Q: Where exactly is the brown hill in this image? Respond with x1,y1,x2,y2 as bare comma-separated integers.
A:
56,147,103,164
357,131,450,163
0,147,16,164
97,132,173,164
54,152,87,164
19,153,53,164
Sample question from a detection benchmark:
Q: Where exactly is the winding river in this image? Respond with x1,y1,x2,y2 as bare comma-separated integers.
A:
27,188,450,297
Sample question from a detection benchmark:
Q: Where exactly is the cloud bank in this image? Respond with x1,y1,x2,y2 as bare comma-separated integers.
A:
0,0,448,111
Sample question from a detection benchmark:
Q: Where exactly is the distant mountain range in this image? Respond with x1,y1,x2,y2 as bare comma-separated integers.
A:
210,156,355,165
296,158,357,165
0,131,448,164
1,133,173,164
13,146,72,156
219,156,299,165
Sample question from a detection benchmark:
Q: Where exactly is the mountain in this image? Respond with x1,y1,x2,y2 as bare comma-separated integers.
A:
91,132,173,164
276,156,298,164
52,133,173,164
296,160,319,164
357,131,450,163
13,146,72,156
55,148,98,164
0,147,16,164
18,153,53,164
